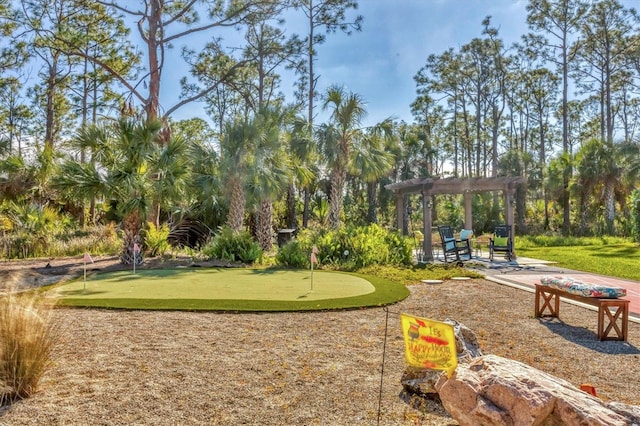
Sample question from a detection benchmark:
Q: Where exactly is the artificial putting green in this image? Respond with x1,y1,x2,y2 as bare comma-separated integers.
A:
52,268,409,311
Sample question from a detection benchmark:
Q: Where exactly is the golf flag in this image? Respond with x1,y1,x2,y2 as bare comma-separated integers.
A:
400,313,457,377
83,252,93,263
311,252,318,264
133,243,140,253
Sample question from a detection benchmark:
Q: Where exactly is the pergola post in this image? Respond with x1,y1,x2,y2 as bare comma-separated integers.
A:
422,188,433,262
504,187,516,259
396,192,404,235
463,191,472,230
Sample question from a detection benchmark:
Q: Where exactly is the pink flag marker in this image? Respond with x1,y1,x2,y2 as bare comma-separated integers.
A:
133,243,140,253
83,252,93,263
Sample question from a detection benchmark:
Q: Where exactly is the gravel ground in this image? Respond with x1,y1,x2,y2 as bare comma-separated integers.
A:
1,258,639,425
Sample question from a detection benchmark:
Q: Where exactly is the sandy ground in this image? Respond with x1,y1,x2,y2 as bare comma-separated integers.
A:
1,257,639,425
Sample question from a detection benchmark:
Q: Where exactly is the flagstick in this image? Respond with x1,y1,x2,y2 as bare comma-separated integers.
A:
83,260,87,291
310,253,314,292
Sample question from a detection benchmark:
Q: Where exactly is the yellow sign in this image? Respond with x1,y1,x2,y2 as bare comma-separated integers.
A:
400,314,457,377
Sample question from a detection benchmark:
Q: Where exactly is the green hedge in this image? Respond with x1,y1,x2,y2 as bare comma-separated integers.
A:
276,224,413,269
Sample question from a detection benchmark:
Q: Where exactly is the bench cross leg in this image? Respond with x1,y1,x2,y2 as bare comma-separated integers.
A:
535,288,559,317
598,302,629,341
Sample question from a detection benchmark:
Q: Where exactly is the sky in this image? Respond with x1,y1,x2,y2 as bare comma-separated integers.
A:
146,0,640,130
299,0,530,127
163,0,532,129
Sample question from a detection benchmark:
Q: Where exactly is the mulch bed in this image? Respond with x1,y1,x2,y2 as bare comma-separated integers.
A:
0,257,639,425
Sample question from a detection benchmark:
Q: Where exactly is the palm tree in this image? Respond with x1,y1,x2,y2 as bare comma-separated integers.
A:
0,155,37,203
219,118,259,232
53,118,163,264
350,120,395,224
573,139,604,235
545,153,573,232
573,138,639,236
149,134,191,228
181,139,224,245
248,107,291,251
287,116,317,229
320,85,367,228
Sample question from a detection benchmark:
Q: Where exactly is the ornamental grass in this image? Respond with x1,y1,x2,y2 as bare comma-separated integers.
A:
0,291,59,405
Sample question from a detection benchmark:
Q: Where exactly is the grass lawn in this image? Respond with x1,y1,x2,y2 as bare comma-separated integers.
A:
52,268,409,311
518,242,640,281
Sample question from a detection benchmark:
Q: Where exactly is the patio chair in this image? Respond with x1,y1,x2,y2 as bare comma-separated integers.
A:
489,224,513,261
437,225,472,265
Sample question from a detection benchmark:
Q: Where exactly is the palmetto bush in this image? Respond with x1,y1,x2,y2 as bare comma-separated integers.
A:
144,222,171,257
0,203,61,259
1,222,121,259
202,226,263,264
275,239,309,268
0,293,60,405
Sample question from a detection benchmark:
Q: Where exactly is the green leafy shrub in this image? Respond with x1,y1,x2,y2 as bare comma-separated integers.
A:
144,222,171,257
0,294,59,404
202,226,263,264
0,203,62,258
0,202,122,259
275,239,309,268
283,225,412,269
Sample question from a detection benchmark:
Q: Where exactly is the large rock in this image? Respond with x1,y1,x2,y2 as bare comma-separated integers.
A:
435,354,635,426
606,402,640,425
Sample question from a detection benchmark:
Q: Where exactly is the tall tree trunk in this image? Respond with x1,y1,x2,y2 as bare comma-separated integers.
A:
256,199,273,251
227,178,245,232
366,181,377,224
328,169,346,229
121,210,143,265
561,30,571,236
303,189,311,228
604,180,616,234
302,3,315,229
145,1,162,123
579,188,591,236
44,53,59,150
152,203,161,229
286,183,297,229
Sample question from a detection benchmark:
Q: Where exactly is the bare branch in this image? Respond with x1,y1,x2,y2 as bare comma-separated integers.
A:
95,0,144,17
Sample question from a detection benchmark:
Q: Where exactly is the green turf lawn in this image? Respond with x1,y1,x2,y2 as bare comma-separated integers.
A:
52,268,409,311
518,242,640,281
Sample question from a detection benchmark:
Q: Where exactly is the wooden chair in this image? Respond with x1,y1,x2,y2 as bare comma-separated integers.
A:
437,225,472,265
489,224,513,261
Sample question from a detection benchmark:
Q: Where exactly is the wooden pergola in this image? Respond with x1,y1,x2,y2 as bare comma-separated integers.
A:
385,176,526,262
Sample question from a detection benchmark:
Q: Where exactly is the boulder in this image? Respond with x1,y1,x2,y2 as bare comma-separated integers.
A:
606,402,640,425
435,354,634,426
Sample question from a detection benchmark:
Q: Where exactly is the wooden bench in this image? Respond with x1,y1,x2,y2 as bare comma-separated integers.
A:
535,284,629,341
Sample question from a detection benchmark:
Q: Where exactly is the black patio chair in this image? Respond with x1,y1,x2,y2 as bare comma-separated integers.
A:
489,224,513,261
437,225,472,266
